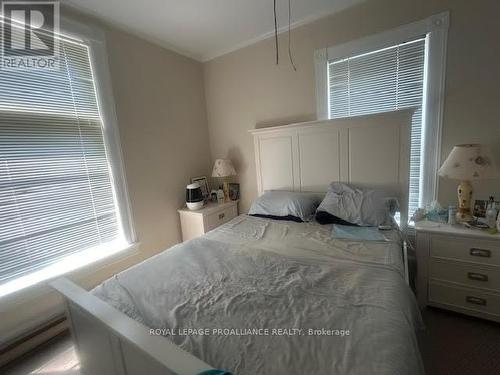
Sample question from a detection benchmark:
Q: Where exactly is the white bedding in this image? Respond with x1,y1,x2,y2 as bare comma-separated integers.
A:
93,215,424,375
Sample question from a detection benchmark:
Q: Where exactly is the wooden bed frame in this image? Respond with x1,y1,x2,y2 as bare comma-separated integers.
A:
51,109,414,375
51,278,212,375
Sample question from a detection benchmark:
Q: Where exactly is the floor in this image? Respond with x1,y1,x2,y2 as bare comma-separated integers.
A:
417,307,500,375
2,307,500,375
2,333,80,375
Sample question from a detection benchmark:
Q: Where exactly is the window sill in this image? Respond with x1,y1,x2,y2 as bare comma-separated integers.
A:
0,241,140,300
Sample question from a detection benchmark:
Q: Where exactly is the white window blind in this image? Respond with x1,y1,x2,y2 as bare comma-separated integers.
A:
0,28,125,287
328,37,426,220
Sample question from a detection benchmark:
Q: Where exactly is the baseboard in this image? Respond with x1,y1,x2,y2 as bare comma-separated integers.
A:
0,316,68,368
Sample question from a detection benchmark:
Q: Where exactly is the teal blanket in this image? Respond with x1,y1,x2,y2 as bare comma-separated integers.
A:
332,224,386,241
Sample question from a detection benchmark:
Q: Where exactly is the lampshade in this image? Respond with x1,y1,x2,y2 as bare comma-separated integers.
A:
212,159,236,178
438,144,500,181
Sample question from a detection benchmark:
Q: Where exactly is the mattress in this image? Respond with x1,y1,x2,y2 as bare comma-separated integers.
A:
92,215,424,375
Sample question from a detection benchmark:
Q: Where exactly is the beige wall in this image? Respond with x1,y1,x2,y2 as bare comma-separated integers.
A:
204,0,500,213
105,27,211,255
0,15,211,347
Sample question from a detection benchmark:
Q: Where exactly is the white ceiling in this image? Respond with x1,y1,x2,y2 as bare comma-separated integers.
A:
64,0,364,62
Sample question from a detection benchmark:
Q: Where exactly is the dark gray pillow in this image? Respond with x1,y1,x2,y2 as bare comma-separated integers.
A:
249,191,320,222
315,210,358,226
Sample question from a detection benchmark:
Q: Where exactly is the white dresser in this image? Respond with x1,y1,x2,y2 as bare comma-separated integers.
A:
178,200,238,241
415,222,500,322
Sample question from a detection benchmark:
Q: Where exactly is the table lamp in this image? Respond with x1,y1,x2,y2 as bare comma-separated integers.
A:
438,144,499,223
212,159,236,202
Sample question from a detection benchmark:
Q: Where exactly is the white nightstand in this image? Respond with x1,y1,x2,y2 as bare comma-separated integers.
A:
415,221,500,322
178,200,238,241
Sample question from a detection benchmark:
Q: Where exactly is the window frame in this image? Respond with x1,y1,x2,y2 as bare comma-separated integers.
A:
0,16,137,298
314,12,449,211
59,16,136,245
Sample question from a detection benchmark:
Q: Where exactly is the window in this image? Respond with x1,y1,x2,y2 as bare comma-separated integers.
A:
0,19,134,297
315,13,448,223
328,38,425,219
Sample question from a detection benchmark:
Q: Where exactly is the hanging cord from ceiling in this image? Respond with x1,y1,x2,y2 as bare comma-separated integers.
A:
273,0,279,65
287,0,297,71
272,0,297,71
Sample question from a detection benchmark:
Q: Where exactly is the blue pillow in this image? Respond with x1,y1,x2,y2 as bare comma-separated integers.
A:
317,182,398,226
248,191,320,222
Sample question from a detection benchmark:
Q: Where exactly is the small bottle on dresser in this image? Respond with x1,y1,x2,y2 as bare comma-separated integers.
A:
216,185,225,204
448,205,457,225
485,196,498,228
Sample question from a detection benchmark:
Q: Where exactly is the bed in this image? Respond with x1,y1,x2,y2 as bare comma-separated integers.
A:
51,109,423,375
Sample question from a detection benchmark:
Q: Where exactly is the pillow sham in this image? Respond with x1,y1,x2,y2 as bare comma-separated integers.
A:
316,182,398,227
248,191,320,222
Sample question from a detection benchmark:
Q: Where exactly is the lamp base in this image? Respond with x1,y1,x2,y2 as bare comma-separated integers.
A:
456,180,473,223
456,208,473,223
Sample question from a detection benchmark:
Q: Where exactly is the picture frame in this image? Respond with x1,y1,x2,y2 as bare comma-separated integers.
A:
473,199,487,218
228,183,240,201
191,176,209,199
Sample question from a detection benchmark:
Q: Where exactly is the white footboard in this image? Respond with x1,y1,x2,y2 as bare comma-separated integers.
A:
50,278,213,375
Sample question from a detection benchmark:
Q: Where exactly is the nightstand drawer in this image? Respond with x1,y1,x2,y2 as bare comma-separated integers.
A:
179,201,239,241
430,235,500,266
429,260,500,292
205,205,237,231
429,282,500,318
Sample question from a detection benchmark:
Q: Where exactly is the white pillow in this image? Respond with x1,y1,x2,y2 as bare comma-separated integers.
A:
317,183,398,226
249,191,320,222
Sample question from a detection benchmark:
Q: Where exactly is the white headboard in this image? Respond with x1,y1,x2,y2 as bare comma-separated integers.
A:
249,109,414,224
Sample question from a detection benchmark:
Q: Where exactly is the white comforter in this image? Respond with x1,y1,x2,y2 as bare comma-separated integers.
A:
93,215,424,375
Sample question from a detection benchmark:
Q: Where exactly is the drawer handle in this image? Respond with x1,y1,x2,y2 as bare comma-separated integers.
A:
470,248,491,258
467,272,489,282
218,213,225,220
466,296,487,306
